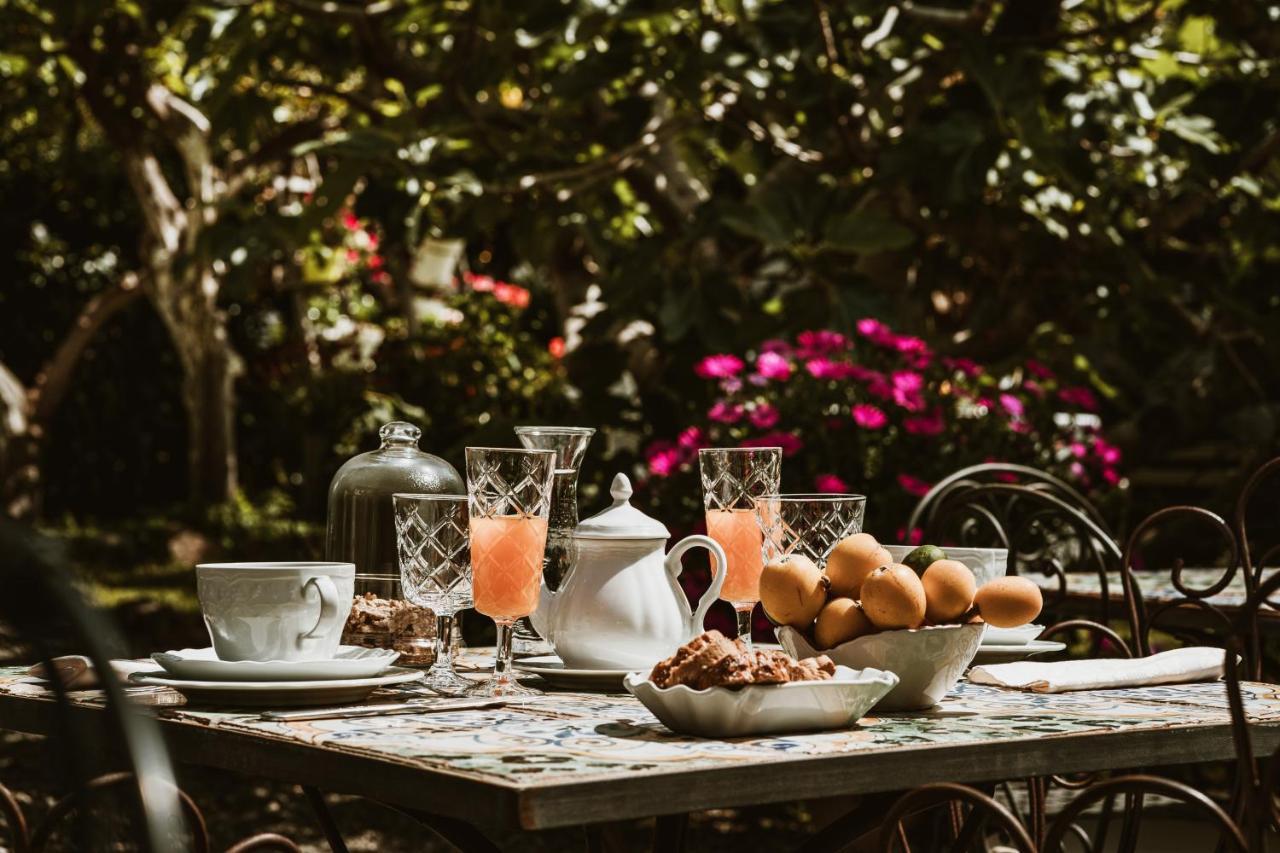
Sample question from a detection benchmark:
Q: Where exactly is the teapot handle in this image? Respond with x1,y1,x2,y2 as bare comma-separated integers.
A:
664,535,728,637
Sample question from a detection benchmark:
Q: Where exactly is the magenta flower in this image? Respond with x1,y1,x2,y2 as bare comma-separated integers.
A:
903,408,945,436
760,338,793,356
708,401,744,424
856,318,894,346
749,403,780,430
645,443,682,477
677,426,707,451
1068,441,1088,458
755,351,793,381
852,404,888,429
891,335,929,356
998,393,1024,419
1025,359,1055,381
741,432,803,456
897,474,932,497
796,330,849,358
1094,438,1122,466
846,364,881,383
891,370,926,411
695,354,744,379
1024,380,1045,398
807,357,859,380
720,376,743,394
815,473,850,492
895,527,924,546
944,357,983,379
1059,386,1099,411
1102,467,1121,486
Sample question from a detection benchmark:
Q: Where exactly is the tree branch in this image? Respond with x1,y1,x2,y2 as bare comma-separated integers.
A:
30,274,147,427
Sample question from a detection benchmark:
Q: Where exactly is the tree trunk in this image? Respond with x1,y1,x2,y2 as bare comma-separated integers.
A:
156,268,241,509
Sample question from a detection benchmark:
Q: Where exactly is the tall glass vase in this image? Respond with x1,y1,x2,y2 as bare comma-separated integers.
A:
512,426,595,656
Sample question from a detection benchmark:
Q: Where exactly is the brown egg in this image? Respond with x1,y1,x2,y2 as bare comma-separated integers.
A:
814,597,876,649
758,554,827,628
825,532,892,598
860,564,927,630
973,577,1043,628
921,559,977,623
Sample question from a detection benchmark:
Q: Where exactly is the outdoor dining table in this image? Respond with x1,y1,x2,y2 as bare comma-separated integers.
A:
2,655,1280,851
1032,568,1280,629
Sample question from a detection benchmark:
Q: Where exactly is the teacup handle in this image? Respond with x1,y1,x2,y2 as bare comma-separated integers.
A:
299,575,340,646
664,534,728,636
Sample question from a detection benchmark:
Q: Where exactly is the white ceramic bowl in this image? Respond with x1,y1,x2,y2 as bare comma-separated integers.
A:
624,665,899,738
778,623,985,711
882,545,1008,587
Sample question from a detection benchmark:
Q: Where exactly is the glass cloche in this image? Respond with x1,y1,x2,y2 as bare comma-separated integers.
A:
325,421,465,574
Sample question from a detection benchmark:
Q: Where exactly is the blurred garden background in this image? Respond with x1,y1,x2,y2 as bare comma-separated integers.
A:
0,0,1278,633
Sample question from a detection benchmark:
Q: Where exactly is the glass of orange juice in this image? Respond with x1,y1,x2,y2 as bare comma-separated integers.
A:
698,447,782,649
464,446,557,698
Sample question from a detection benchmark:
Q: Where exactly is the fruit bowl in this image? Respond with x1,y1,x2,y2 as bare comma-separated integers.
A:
624,665,899,738
777,622,985,711
883,545,1008,587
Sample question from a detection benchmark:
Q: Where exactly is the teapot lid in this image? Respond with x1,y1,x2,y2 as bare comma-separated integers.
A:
575,473,670,540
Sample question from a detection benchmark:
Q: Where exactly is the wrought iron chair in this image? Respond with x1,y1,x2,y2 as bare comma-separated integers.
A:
0,520,299,852
1235,455,1280,625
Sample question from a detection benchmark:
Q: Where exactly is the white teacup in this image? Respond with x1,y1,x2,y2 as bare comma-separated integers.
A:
196,562,355,662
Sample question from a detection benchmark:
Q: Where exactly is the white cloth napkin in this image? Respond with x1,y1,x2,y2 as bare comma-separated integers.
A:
26,655,156,690
968,647,1227,693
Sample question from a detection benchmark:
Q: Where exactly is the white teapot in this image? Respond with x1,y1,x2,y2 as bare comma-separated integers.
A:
529,473,727,671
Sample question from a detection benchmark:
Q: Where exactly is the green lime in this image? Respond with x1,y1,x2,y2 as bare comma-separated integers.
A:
902,544,946,578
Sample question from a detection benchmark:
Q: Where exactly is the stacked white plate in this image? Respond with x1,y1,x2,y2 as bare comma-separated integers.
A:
971,624,1065,665
131,646,422,707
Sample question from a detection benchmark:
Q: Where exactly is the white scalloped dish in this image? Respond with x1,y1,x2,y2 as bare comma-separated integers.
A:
152,645,400,681
778,623,984,711
624,665,898,738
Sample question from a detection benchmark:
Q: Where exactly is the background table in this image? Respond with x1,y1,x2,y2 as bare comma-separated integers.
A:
1,665,1277,839
1033,568,1280,627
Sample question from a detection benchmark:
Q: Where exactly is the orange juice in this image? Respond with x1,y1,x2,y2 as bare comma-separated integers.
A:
470,515,549,620
705,508,764,605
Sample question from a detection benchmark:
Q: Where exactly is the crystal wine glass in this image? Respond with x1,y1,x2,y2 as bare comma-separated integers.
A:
464,447,556,698
511,426,595,655
698,446,782,650
393,493,473,693
754,493,868,573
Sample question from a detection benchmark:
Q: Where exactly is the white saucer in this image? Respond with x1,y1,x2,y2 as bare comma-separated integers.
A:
130,667,423,707
152,646,400,682
981,624,1044,646
971,640,1066,665
513,656,631,692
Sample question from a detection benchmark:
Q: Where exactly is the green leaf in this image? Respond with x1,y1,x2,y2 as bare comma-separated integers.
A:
821,211,915,254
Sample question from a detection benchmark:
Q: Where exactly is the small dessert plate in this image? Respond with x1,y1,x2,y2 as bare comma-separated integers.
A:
129,667,423,708
152,645,400,682
981,624,1045,646
625,666,899,738
513,656,630,692
972,640,1066,665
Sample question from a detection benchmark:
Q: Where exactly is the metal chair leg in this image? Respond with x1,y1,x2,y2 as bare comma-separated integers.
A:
301,786,349,853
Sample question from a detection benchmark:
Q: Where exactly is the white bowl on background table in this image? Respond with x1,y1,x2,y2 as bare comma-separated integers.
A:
883,545,1008,587
152,645,400,682
778,623,985,711
625,665,898,738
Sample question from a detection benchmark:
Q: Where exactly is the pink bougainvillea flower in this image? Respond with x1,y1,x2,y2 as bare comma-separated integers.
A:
897,473,932,497
891,335,929,356
749,403,780,429
903,408,945,436
720,376,743,394
1024,379,1045,398
1068,441,1088,458
645,442,682,477
815,473,850,492
846,364,880,383
708,401,745,424
806,357,858,380
548,336,566,359
741,432,803,456
1102,467,1121,486
852,404,888,429
1025,359,1055,380
796,330,849,358
998,393,1025,419
677,426,708,451
895,527,925,546
695,354,745,379
755,351,793,381
944,357,983,379
891,370,926,411
1094,438,1122,466
856,318,894,346
494,283,530,308
1058,385,1099,411
466,272,495,292
760,338,793,356
341,210,361,231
